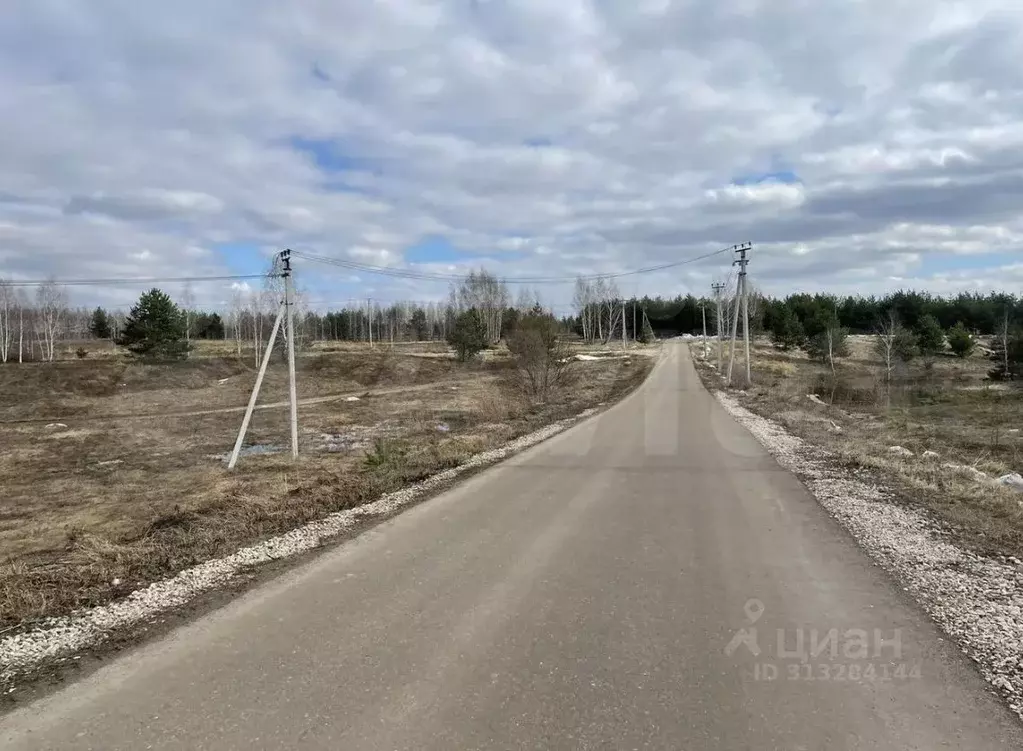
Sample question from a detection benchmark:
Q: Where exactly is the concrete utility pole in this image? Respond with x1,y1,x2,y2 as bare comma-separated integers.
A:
283,249,299,460
229,303,286,470
701,302,709,359
725,243,753,387
712,282,725,371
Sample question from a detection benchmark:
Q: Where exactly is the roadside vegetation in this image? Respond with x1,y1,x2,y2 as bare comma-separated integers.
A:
0,285,655,628
695,319,1023,560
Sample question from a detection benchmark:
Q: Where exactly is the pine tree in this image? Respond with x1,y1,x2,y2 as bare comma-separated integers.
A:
770,306,805,351
117,288,190,360
89,307,112,339
446,309,488,362
915,314,945,356
946,322,974,359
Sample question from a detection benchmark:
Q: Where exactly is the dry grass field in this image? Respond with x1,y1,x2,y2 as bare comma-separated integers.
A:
695,335,1023,559
0,340,657,628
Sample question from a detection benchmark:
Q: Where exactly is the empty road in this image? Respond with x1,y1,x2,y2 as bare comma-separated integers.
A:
3,342,1021,749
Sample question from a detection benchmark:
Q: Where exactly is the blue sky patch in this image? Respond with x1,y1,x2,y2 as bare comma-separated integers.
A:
732,170,801,186
405,236,464,264
290,137,376,174
214,242,272,275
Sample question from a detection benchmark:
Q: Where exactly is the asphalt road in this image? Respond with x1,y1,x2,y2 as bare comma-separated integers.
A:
3,342,1022,749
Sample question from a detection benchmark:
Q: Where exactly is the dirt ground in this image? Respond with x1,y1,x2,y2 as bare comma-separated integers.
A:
0,341,657,627
694,335,1023,560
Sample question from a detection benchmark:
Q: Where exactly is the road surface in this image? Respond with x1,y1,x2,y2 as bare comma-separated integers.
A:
3,342,1021,749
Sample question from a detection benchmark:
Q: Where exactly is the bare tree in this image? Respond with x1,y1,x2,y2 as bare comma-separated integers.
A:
454,269,508,344
0,279,12,363
230,288,244,357
36,278,68,362
181,281,196,343
875,310,899,386
573,277,595,343
996,308,1011,383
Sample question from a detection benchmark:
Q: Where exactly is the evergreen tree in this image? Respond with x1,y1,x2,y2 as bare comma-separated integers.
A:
770,305,805,351
117,288,190,360
914,314,945,356
946,322,974,359
447,309,488,362
409,308,429,340
89,307,112,339
988,327,1023,381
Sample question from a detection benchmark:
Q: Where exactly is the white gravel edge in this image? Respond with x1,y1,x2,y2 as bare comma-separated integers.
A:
1,408,597,689
715,392,1023,720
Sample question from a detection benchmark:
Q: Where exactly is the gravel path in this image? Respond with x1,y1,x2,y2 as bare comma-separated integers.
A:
716,392,1023,720
0,408,596,690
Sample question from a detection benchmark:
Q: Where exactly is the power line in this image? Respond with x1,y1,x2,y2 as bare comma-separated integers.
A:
3,273,276,288
291,245,736,285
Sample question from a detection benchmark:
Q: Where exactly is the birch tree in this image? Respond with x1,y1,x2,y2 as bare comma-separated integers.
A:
36,278,67,361
0,279,12,363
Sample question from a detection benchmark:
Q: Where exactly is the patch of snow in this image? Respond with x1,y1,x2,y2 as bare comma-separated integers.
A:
44,423,67,429
805,394,827,407
922,450,940,460
96,459,123,467
997,473,1023,493
344,396,361,402
887,445,914,458
715,392,1023,720
217,378,230,385
829,421,843,434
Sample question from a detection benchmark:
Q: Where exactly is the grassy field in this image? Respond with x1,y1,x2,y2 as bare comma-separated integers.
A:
0,340,656,627
694,335,1023,559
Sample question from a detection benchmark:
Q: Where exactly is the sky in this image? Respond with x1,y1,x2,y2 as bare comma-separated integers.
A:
1,0,1022,311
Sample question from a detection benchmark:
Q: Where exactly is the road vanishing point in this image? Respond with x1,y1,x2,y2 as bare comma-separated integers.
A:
3,342,1021,749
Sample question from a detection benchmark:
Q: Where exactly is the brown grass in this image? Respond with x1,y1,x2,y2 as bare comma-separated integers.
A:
0,343,656,627
694,336,1023,559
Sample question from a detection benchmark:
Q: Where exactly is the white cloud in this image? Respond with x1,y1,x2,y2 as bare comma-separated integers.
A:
1,0,1022,308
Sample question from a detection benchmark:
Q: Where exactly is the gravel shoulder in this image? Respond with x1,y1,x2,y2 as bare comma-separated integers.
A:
1,349,661,706
714,390,1023,721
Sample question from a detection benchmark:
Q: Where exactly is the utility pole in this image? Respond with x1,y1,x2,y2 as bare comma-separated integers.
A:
283,249,299,459
725,243,753,387
229,303,286,470
701,302,708,359
712,282,725,371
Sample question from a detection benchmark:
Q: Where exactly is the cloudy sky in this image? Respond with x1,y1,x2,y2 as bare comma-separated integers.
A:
2,0,1021,311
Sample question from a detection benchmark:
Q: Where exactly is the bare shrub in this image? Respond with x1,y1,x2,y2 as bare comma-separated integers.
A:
507,311,573,403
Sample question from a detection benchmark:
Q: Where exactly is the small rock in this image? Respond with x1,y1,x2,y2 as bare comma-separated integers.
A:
922,450,940,460
997,473,1023,492
112,578,122,586
888,446,914,458
45,423,68,429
